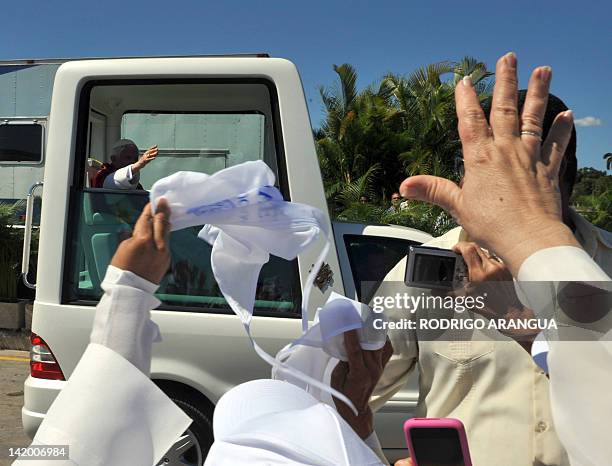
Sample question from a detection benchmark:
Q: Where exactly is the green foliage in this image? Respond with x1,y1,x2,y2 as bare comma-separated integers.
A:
573,192,612,231
381,202,458,238
572,168,612,198
336,203,387,224
316,57,493,235
334,201,457,237
316,64,405,210
571,168,612,230
0,205,22,299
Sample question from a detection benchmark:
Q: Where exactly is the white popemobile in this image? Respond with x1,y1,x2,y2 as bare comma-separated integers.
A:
20,55,432,465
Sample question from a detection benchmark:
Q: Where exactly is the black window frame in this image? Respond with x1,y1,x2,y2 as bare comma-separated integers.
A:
0,118,46,165
343,234,422,303
62,78,302,318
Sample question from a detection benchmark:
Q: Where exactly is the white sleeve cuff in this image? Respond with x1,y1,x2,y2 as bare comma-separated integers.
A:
515,246,610,317
103,165,140,189
103,264,159,294
518,246,610,282
531,332,550,373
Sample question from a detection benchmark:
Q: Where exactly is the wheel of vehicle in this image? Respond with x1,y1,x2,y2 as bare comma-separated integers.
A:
156,396,214,466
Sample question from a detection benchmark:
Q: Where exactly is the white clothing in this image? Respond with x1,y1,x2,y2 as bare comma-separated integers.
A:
149,162,355,413
15,265,385,465
13,267,190,466
372,227,570,466
516,245,611,466
205,379,384,466
272,292,389,463
89,265,161,375
518,246,609,282
103,165,140,189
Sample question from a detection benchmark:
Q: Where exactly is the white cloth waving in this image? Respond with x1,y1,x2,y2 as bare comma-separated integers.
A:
149,161,329,326
149,161,360,413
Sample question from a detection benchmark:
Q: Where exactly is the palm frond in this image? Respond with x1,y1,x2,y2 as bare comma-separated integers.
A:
337,163,381,206
333,64,358,112
453,56,494,85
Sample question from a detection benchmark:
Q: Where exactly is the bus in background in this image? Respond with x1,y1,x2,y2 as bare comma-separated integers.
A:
0,60,63,216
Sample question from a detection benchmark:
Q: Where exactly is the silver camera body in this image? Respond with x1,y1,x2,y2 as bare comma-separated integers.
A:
405,245,468,290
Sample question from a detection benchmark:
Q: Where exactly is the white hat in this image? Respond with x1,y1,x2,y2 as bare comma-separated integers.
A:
205,379,384,466
110,139,138,157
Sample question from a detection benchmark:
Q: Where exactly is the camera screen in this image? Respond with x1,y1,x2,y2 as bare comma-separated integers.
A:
413,253,456,285
410,427,465,466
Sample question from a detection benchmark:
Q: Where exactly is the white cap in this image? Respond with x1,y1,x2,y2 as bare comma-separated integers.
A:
110,139,138,157
205,379,383,465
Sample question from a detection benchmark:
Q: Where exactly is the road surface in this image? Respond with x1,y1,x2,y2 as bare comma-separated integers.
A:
0,351,31,466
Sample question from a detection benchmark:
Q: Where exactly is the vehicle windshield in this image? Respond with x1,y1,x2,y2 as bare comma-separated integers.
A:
64,80,299,316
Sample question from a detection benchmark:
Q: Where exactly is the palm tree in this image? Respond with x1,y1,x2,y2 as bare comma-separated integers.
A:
336,164,381,207
318,64,359,144
453,56,495,98
0,205,21,299
315,57,493,234
383,57,492,181
317,64,404,212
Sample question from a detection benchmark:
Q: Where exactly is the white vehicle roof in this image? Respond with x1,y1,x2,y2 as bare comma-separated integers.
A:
332,220,433,243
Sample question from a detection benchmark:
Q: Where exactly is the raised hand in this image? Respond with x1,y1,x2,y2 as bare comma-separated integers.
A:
331,330,393,439
134,145,158,171
452,241,536,343
110,199,171,284
400,53,579,275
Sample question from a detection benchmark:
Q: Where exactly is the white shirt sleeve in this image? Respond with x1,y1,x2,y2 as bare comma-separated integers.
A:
517,246,612,466
102,165,140,189
13,266,191,466
515,246,610,318
14,344,191,466
89,265,162,375
518,246,609,282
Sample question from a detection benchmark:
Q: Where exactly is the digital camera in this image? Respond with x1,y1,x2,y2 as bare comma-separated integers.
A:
405,246,468,290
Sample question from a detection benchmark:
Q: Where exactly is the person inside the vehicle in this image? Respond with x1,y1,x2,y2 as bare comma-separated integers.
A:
92,139,158,190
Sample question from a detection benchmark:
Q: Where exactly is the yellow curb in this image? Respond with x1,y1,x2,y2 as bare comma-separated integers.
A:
0,356,29,362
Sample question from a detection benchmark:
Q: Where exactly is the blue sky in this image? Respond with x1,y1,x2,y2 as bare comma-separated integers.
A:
1,0,610,169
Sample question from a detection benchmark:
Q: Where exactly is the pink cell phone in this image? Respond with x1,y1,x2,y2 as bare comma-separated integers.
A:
404,418,472,466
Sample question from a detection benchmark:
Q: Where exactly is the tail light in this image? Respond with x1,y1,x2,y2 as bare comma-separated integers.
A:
30,333,65,380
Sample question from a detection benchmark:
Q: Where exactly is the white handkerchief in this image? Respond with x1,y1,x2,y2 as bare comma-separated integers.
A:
296,292,388,360
150,161,361,414
273,293,388,406
150,161,328,327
